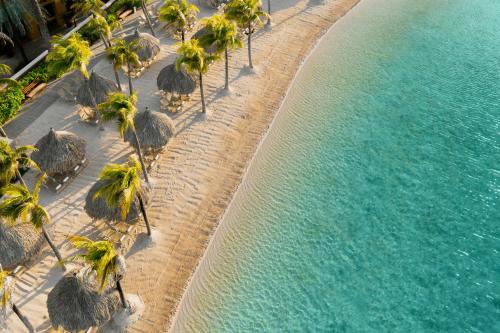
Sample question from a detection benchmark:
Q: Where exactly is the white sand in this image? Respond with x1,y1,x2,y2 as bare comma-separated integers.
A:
2,0,359,332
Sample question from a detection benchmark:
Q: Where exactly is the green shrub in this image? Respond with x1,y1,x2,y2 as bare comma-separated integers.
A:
18,62,50,88
0,86,24,125
107,0,141,15
79,24,101,44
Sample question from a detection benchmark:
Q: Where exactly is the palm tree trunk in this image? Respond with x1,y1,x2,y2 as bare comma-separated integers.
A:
100,33,110,49
181,29,185,43
132,129,150,183
224,47,229,90
267,0,272,25
199,72,206,113
12,304,35,333
28,0,50,44
0,126,7,138
127,62,134,95
15,169,27,189
113,67,123,91
116,279,128,308
137,194,151,236
141,0,156,37
41,224,65,270
247,22,253,69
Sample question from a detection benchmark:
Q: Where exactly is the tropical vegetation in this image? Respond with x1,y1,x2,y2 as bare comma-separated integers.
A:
159,0,199,43
106,38,141,95
0,270,35,332
0,174,65,269
225,0,269,68
176,39,218,113
0,141,38,188
69,236,128,308
98,92,150,183
198,14,242,90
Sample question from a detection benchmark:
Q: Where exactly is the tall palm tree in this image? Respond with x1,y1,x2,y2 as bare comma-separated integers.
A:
93,157,151,235
0,174,65,269
176,39,218,113
0,270,35,333
106,38,141,95
89,13,123,90
199,14,242,90
0,141,38,188
159,0,199,43
140,0,156,37
97,93,150,184
46,33,92,80
0,63,19,88
68,236,128,308
225,0,269,69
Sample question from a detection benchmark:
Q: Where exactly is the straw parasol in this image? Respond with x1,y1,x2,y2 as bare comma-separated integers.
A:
47,270,120,333
76,71,119,107
192,27,218,54
125,29,161,63
84,180,152,223
0,221,44,269
124,108,175,150
31,128,86,175
157,64,197,95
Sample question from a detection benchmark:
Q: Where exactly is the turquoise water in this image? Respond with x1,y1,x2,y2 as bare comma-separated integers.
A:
172,0,500,332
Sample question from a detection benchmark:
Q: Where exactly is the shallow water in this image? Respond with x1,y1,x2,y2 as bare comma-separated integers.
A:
172,0,500,332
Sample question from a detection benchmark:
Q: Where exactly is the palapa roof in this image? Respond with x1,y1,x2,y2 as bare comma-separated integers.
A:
192,27,219,54
31,128,86,174
157,64,197,95
84,180,152,223
76,71,119,107
125,29,161,62
124,108,175,150
47,270,120,333
0,221,44,269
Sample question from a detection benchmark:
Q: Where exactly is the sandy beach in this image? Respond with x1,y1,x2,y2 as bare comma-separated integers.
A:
3,0,359,332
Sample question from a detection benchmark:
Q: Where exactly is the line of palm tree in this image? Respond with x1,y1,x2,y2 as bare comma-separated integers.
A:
106,38,141,95
90,12,123,90
1,270,35,333
68,236,129,308
97,92,150,184
93,157,152,236
225,0,269,69
159,0,199,43
198,14,242,90
176,39,219,113
0,174,66,269
0,141,38,189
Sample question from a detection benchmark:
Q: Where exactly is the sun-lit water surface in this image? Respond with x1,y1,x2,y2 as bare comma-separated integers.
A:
171,0,500,332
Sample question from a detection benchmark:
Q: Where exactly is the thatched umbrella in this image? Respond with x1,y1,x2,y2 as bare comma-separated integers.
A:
124,108,175,150
157,64,197,95
47,270,120,333
192,27,219,54
84,180,152,223
125,29,161,63
76,71,119,107
31,128,86,175
0,221,44,269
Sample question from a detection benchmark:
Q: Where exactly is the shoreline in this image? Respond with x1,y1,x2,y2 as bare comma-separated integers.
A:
166,0,361,331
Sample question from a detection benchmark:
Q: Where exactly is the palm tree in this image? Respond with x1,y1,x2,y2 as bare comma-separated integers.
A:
0,63,19,88
266,0,271,25
0,0,32,63
0,141,38,188
225,0,269,69
199,14,242,90
97,93,150,184
89,13,123,90
0,270,35,333
159,0,199,43
176,39,218,113
68,236,128,308
46,33,92,80
0,174,65,269
28,0,50,44
93,157,152,235
140,0,156,37
106,38,141,95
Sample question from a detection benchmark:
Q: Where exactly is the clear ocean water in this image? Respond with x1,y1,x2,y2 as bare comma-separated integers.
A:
172,0,500,332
